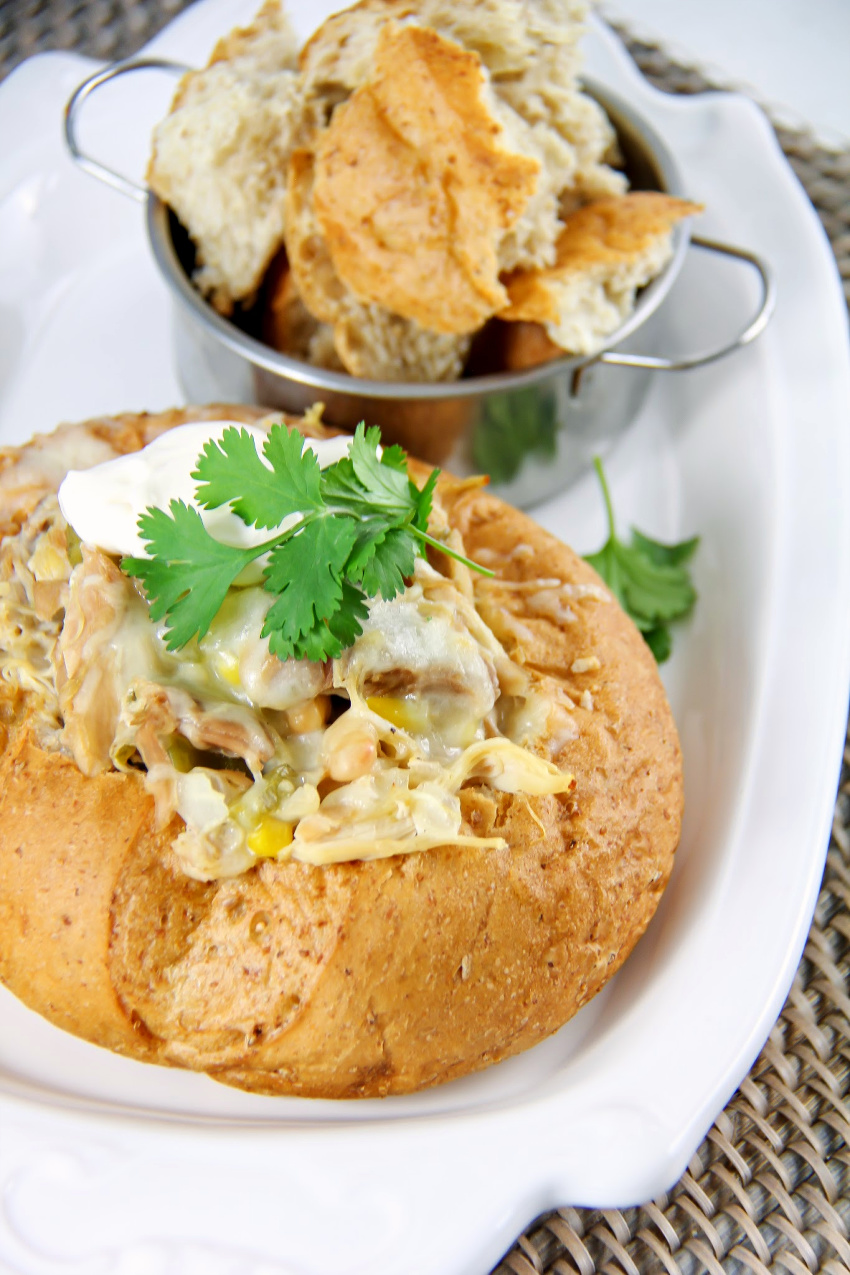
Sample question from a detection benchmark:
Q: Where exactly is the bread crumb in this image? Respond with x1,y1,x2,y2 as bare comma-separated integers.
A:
580,689,594,711
529,588,577,625
571,655,600,673
564,582,610,602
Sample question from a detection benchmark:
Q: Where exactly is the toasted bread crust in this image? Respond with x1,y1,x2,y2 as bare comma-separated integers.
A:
312,23,539,335
0,409,682,1096
501,193,703,325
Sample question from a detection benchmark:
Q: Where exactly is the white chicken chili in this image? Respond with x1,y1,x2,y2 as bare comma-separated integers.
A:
2,420,577,879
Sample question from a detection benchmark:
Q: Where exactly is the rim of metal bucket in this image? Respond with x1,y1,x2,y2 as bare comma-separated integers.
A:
65,63,775,399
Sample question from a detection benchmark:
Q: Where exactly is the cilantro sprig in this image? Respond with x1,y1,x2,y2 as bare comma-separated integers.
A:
583,458,699,663
122,422,490,661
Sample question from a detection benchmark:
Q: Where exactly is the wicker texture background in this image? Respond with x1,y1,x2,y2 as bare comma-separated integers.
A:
1,3,849,1272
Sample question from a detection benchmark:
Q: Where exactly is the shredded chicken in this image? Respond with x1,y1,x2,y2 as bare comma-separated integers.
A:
117,679,276,779
55,547,131,774
0,497,73,739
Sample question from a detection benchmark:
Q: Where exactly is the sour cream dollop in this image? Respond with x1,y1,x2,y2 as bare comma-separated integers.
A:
58,422,355,557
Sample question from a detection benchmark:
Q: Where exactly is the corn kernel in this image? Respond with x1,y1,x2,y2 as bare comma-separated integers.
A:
215,651,241,688
366,696,429,733
248,816,293,858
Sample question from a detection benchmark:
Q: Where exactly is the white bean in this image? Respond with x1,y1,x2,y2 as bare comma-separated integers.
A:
322,713,379,782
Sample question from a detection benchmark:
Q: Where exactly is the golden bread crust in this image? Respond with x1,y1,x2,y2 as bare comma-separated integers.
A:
0,408,682,1097
312,23,539,335
0,724,159,1057
501,193,703,325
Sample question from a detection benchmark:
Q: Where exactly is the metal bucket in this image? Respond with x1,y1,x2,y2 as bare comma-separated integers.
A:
65,59,775,508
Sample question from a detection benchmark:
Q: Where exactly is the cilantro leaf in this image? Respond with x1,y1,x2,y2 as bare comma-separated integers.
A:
263,569,368,664
379,442,410,473
642,624,673,663
347,423,414,516
320,455,369,513
583,459,699,663
124,423,490,664
262,423,324,514
631,528,700,569
616,543,696,624
263,517,358,649
326,581,371,651
346,517,391,584
412,468,439,532
122,501,256,649
358,526,418,600
263,597,333,663
194,423,322,529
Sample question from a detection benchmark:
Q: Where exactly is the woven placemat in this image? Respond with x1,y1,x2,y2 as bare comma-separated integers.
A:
2,6,850,1273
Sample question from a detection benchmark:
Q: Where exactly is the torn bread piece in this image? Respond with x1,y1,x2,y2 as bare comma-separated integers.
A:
296,0,581,105
285,145,472,381
259,253,463,384
500,193,703,355
298,0,625,276
261,251,343,370
497,320,565,372
492,6,627,216
147,0,301,314
311,23,540,334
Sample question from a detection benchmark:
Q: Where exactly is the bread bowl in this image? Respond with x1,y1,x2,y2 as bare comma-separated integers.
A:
0,405,682,1097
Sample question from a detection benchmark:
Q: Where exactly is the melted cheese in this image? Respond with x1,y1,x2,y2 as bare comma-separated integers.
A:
49,448,578,878
3,444,581,882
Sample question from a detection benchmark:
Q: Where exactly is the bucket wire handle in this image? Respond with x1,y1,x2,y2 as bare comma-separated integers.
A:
572,237,776,393
64,58,191,203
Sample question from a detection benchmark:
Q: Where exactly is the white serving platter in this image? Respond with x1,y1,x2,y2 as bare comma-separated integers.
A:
0,4,849,1273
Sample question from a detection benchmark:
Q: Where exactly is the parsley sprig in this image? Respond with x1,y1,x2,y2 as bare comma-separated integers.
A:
122,422,491,662
583,458,699,663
